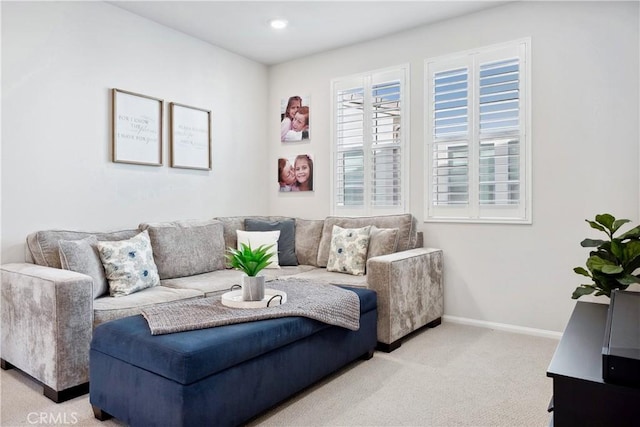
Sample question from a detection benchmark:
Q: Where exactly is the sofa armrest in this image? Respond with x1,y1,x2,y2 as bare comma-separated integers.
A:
1,263,93,392
366,248,443,346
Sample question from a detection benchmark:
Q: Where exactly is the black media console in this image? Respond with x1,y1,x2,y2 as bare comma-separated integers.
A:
546,300,640,426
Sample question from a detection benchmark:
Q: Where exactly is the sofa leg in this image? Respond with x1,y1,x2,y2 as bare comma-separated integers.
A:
1,358,14,370
360,349,375,360
1,359,89,403
376,340,401,353
92,405,113,421
376,318,442,353
426,317,442,328
43,382,90,403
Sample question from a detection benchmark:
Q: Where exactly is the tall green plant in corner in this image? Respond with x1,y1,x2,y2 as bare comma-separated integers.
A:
573,213,640,299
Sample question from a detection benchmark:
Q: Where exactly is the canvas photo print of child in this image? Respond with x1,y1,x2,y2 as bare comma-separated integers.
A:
278,154,313,192
280,95,310,142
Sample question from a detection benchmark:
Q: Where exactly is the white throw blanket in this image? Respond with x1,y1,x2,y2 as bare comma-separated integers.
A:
141,279,361,335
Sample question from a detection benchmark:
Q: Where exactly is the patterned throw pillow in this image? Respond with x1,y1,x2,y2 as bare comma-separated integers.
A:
326,225,371,276
97,230,160,297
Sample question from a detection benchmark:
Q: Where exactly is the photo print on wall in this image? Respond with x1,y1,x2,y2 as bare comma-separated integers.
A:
280,95,310,142
278,154,314,192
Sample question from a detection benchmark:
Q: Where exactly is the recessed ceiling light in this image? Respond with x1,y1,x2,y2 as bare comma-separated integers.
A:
269,19,288,30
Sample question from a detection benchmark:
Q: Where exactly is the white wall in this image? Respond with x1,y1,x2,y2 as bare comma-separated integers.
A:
1,1,269,262
268,1,640,332
2,1,638,334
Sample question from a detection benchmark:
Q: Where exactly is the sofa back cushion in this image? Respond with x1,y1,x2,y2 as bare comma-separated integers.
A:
294,218,324,266
139,219,226,280
367,226,400,260
27,229,140,269
316,214,417,267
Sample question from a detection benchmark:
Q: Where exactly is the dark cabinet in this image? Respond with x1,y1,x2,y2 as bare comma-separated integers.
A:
547,301,640,426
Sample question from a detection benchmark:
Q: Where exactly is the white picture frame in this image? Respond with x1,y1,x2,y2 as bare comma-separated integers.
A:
112,88,163,166
170,102,212,170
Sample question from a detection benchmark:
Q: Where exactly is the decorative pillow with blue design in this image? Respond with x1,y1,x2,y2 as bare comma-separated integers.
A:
97,230,160,297
326,225,371,276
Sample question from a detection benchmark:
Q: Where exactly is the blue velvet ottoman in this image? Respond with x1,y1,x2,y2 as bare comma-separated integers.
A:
89,287,377,427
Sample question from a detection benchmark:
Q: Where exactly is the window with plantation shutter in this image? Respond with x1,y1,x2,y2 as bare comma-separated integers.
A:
426,39,531,223
432,66,469,206
332,66,408,215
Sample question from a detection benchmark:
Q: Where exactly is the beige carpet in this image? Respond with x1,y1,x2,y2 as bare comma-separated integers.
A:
0,322,558,427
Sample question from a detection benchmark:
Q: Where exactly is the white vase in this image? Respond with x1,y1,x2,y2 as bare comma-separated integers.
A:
242,275,265,301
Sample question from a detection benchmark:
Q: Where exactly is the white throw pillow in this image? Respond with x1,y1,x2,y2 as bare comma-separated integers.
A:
236,230,280,269
97,230,160,297
326,225,371,276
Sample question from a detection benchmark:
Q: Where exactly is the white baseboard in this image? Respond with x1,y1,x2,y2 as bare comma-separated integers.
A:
443,315,563,340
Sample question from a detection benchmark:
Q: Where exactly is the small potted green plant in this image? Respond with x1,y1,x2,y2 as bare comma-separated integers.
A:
573,213,640,299
226,243,275,301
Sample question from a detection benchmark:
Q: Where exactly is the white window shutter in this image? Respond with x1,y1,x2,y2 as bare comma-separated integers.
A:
478,55,521,207
426,39,531,223
332,66,408,215
371,76,403,208
335,83,365,207
430,64,470,207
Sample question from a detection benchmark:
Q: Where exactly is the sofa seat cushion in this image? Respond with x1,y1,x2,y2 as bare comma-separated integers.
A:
160,266,317,297
160,269,245,296
93,286,203,327
90,287,376,385
262,265,316,280
287,268,368,288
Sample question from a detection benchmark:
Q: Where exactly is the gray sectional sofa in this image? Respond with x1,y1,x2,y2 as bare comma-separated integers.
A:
0,214,443,402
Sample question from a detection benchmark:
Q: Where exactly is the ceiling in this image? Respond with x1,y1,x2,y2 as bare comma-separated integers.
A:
108,1,509,65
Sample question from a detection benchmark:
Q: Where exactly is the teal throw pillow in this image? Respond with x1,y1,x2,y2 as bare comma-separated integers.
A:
244,218,298,266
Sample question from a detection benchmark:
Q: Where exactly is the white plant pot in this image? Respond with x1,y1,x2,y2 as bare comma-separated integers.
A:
242,275,265,301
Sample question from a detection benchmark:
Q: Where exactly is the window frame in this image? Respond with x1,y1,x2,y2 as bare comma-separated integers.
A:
424,38,532,224
330,64,410,216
